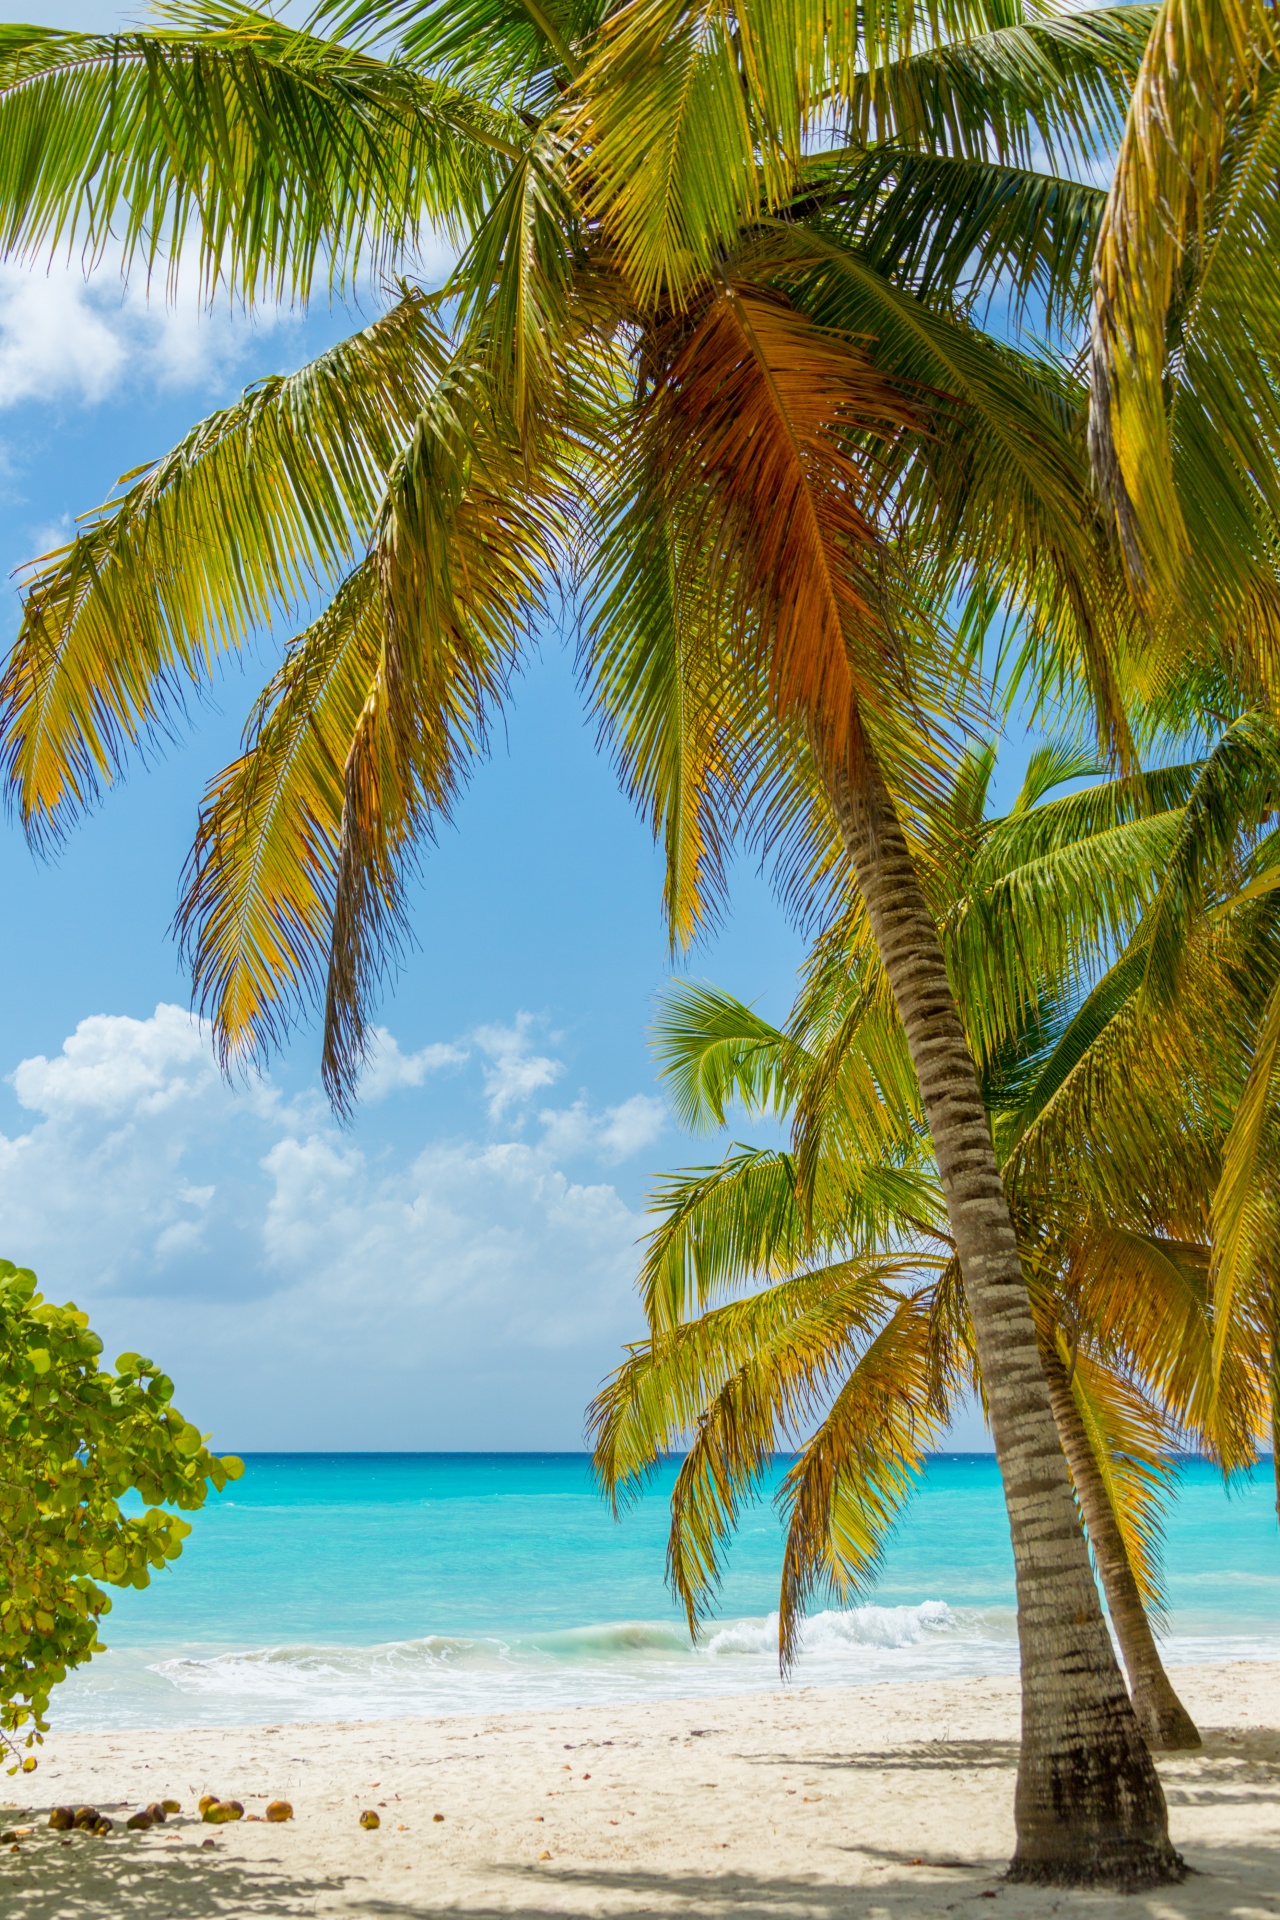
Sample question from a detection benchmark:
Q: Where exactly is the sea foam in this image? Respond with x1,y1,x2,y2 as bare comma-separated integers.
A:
40,1600,1019,1729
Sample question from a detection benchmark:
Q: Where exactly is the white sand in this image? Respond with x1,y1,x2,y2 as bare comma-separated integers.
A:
3,1660,1279,1918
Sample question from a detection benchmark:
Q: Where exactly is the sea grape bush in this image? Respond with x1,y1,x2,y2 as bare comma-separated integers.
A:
0,1259,242,1768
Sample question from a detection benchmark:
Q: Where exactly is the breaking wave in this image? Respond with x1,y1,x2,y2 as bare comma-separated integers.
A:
53,1600,1021,1729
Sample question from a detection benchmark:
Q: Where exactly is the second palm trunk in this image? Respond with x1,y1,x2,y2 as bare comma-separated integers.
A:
822,737,1182,1888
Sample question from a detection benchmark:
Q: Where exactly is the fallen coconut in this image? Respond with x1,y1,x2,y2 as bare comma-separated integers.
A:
161,1799,181,1814
265,1800,293,1822
198,1794,219,1815
73,1807,98,1830
146,1802,167,1823
359,1810,380,1830
48,1807,74,1831
126,1810,154,1831
93,1817,113,1836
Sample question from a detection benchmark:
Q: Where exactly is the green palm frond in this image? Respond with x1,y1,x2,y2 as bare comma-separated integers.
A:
592,1253,931,1629
451,124,584,432
0,292,445,844
776,1290,945,1668
582,449,748,951
319,363,568,1108
1140,712,1280,1004
808,149,1105,331
176,559,382,1069
0,4,519,303
838,7,1152,173
1090,0,1280,605
317,0,600,103
946,814,1180,1063
650,983,808,1133
1210,974,1280,1396
579,0,1149,306
589,1256,906,1507
638,1149,816,1332
1059,1335,1175,1621
1010,738,1106,812
1067,1228,1260,1468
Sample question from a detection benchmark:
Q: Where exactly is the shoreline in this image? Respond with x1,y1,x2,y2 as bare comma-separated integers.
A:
5,1658,1279,1917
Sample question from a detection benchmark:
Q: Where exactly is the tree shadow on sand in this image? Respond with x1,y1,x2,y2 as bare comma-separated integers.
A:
0,1838,348,1920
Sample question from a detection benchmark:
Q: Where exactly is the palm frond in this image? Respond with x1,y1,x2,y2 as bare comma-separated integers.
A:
0,3,518,304
1090,0,1280,603
319,366,567,1108
176,560,382,1068
1140,712,1280,1004
1,292,444,844
775,1290,945,1669
650,982,808,1132
1210,973,1280,1400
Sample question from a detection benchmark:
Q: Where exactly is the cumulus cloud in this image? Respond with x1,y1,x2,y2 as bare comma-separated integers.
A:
0,260,302,412
0,1004,668,1444
474,1014,563,1120
358,1027,469,1101
539,1093,667,1164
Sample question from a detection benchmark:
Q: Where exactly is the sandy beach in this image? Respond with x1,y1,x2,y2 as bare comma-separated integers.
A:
1,1660,1276,1920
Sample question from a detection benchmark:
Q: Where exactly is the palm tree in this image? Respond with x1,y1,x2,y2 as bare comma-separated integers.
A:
595,733,1273,1752
0,0,1183,1883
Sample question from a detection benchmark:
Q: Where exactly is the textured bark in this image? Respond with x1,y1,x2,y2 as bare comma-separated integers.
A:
822,743,1182,1888
1041,1345,1201,1752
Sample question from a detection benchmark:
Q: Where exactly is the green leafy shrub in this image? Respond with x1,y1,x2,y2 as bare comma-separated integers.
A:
0,1259,242,1769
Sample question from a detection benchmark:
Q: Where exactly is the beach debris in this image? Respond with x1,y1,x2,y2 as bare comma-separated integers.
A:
0,1831,17,1845
201,1837,217,1849
73,1806,99,1830
48,1807,74,1830
539,1849,551,1861
359,1810,380,1830
266,1801,293,1822
161,1799,181,1814
126,1810,156,1831
432,1813,444,1823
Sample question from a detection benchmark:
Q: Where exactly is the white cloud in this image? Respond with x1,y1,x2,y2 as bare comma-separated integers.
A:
0,258,300,412
10,1004,217,1117
358,1026,469,1101
539,1093,666,1164
474,1013,564,1120
0,1004,657,1444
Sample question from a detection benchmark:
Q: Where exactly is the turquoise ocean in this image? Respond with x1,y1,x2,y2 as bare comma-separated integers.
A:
55,1454,1279,1731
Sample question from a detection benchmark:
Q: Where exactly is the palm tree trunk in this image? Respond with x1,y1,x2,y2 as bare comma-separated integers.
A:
822,741,1182,1889
1040,1345,1201,1751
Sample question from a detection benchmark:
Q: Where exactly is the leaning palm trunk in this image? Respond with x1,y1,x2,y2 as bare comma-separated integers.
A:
1038,1346,1201,1752
822,738,1181,1887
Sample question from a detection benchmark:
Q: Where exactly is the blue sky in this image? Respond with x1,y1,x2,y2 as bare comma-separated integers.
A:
0,0,997,1449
